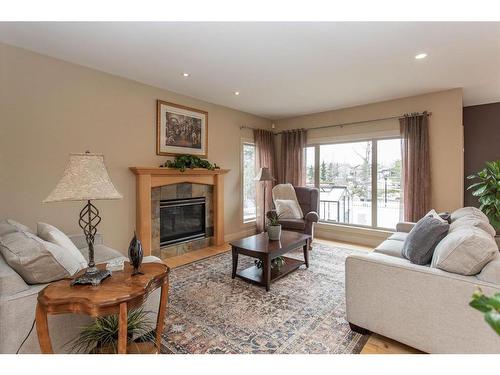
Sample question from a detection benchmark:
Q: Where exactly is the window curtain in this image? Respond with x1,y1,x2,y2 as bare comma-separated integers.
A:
399,112,431,222
279,129,307,186
253,129,277,232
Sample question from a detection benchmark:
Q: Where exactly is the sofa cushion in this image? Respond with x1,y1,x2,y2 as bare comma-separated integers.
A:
0,219,34,238
374,239,404,258
79,244,126,264
278,218,306,231
0,252,29,296
387,232,408,242
402,216,449,265
449,216,496,238
477,251,500,285
431,227,497,276
451,207,489,223
37,222,87,267
0,231,85,284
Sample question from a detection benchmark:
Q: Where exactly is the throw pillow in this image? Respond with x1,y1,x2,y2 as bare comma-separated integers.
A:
402,215,449,265
6,219,35,234
431,227,497,276
274,199,303,219
0,231,85,284
451,207,489,223
37,222,87,268
449,216,496,238
425,209,448,224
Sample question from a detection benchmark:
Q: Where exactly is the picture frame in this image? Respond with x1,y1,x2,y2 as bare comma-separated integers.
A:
156,100,208,157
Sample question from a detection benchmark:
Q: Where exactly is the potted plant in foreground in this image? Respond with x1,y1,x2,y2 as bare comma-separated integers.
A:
266,210,283,241
467,160,500,235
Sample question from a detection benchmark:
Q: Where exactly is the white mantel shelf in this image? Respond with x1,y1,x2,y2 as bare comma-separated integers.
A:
129,167,230,256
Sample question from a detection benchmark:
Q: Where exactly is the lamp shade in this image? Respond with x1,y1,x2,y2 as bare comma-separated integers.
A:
43,153,123,202
254,167,275,182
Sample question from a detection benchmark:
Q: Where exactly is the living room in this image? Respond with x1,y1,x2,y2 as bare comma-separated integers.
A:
1,2,500,372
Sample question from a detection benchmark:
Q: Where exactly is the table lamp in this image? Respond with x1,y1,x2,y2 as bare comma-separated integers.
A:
43,152,123,286
254,167,275,232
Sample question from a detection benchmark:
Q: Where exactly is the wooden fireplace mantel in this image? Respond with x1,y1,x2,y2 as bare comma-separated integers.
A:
130,167,230,256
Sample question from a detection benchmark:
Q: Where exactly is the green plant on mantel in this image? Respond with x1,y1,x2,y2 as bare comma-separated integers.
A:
470,288,500,336
467,160,500,231
69,308,155,353
160,155,219,172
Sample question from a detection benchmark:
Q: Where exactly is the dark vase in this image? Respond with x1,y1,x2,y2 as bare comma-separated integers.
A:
128,232,144,276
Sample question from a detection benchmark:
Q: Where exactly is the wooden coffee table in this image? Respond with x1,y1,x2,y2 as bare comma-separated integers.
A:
36,261,169,354
230,230,311,291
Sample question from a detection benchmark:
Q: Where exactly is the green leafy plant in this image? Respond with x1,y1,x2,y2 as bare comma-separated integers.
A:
470,288,500,335
161,155,219,172
255,256,286,271
69,308,156,353
266,210,283,226
467,160,500,230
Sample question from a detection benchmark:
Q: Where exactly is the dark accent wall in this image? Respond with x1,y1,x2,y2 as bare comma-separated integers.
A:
463,102,500,207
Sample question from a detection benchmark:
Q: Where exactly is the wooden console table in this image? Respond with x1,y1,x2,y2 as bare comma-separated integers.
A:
35,262,169,354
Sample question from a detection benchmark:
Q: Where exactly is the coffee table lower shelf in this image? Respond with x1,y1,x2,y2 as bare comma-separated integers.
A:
235,257,304,287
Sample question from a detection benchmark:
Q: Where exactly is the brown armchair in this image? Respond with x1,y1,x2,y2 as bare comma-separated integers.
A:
269,186,320,241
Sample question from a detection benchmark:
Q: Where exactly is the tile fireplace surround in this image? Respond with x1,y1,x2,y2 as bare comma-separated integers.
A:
130,167,229,258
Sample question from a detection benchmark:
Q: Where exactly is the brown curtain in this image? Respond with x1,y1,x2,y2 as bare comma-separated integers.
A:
279,129,307,186
399,112,431,222
253,129,277,232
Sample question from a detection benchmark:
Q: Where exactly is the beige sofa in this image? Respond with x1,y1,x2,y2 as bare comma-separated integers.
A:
0,233,161,354
345,221,500,354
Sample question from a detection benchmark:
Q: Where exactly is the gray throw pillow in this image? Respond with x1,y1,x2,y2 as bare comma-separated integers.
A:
402,216,449,265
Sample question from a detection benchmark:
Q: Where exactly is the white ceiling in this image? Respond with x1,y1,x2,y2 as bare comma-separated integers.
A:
1,22,499,119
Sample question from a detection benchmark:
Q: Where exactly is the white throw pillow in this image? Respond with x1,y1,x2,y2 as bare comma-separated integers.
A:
451,207,489,223
425,209,448,224
449,216,496,238
0,231,85,284
431,227,497,276
37,222,87,268
6,219,35,234
275,199,303,219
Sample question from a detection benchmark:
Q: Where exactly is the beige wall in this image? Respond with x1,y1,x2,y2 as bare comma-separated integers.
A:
0,43,270,252
275,89,464,212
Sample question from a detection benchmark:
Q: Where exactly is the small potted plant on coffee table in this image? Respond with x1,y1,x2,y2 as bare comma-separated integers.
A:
266,210,283,241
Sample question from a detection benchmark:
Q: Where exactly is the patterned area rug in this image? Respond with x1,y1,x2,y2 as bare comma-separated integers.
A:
161,242,368,354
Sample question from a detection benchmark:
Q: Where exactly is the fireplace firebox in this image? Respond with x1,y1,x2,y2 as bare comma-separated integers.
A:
160,197,206,247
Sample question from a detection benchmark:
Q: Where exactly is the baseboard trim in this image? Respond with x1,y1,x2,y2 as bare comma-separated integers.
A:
315,223,391,247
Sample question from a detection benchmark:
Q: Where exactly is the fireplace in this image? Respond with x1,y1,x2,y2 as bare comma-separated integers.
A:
160,197,206,247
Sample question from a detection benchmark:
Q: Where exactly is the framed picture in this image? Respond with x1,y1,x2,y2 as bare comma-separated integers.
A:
156,100,208,157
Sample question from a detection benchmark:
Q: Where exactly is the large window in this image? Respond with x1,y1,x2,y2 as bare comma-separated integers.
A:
306,138,402,229
242,142,256,222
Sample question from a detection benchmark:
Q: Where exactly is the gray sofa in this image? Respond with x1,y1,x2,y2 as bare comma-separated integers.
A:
345,221,500,354
0,232,161,354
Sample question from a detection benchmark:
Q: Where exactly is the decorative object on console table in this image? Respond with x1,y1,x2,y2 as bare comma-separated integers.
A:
43,152,123,286
254,167,275,232
128,232,144,276
266,210,282,241
157,100,208,157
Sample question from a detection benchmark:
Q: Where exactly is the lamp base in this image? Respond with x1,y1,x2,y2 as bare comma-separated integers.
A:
71,267,111,286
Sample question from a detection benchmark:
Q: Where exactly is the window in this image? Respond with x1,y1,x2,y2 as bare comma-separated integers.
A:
242,142,256,222
306,138,402,229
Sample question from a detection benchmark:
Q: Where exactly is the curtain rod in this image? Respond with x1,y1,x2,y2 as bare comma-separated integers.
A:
240,111,431,135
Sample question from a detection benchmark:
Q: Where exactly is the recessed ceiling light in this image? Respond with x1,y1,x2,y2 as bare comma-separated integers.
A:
234,91,240,96
182,73,190,77
415,53,427,60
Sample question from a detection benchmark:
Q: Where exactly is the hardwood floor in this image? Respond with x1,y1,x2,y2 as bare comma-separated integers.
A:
163,238,423,354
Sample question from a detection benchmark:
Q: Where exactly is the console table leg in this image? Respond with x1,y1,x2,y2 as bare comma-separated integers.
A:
118,302,128,354
155,278,169,351
35,303,53,354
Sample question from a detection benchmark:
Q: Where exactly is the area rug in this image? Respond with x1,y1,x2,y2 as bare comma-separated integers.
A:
161,242,368,354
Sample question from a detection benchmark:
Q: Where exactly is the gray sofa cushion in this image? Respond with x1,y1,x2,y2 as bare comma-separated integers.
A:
431,227,498,276
387,232,408,242
477,252,500,285
451,207,489,223
402,216,449,265
0,252,29,296
0,231,85,284
450,216,496,238
374,239,404,258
